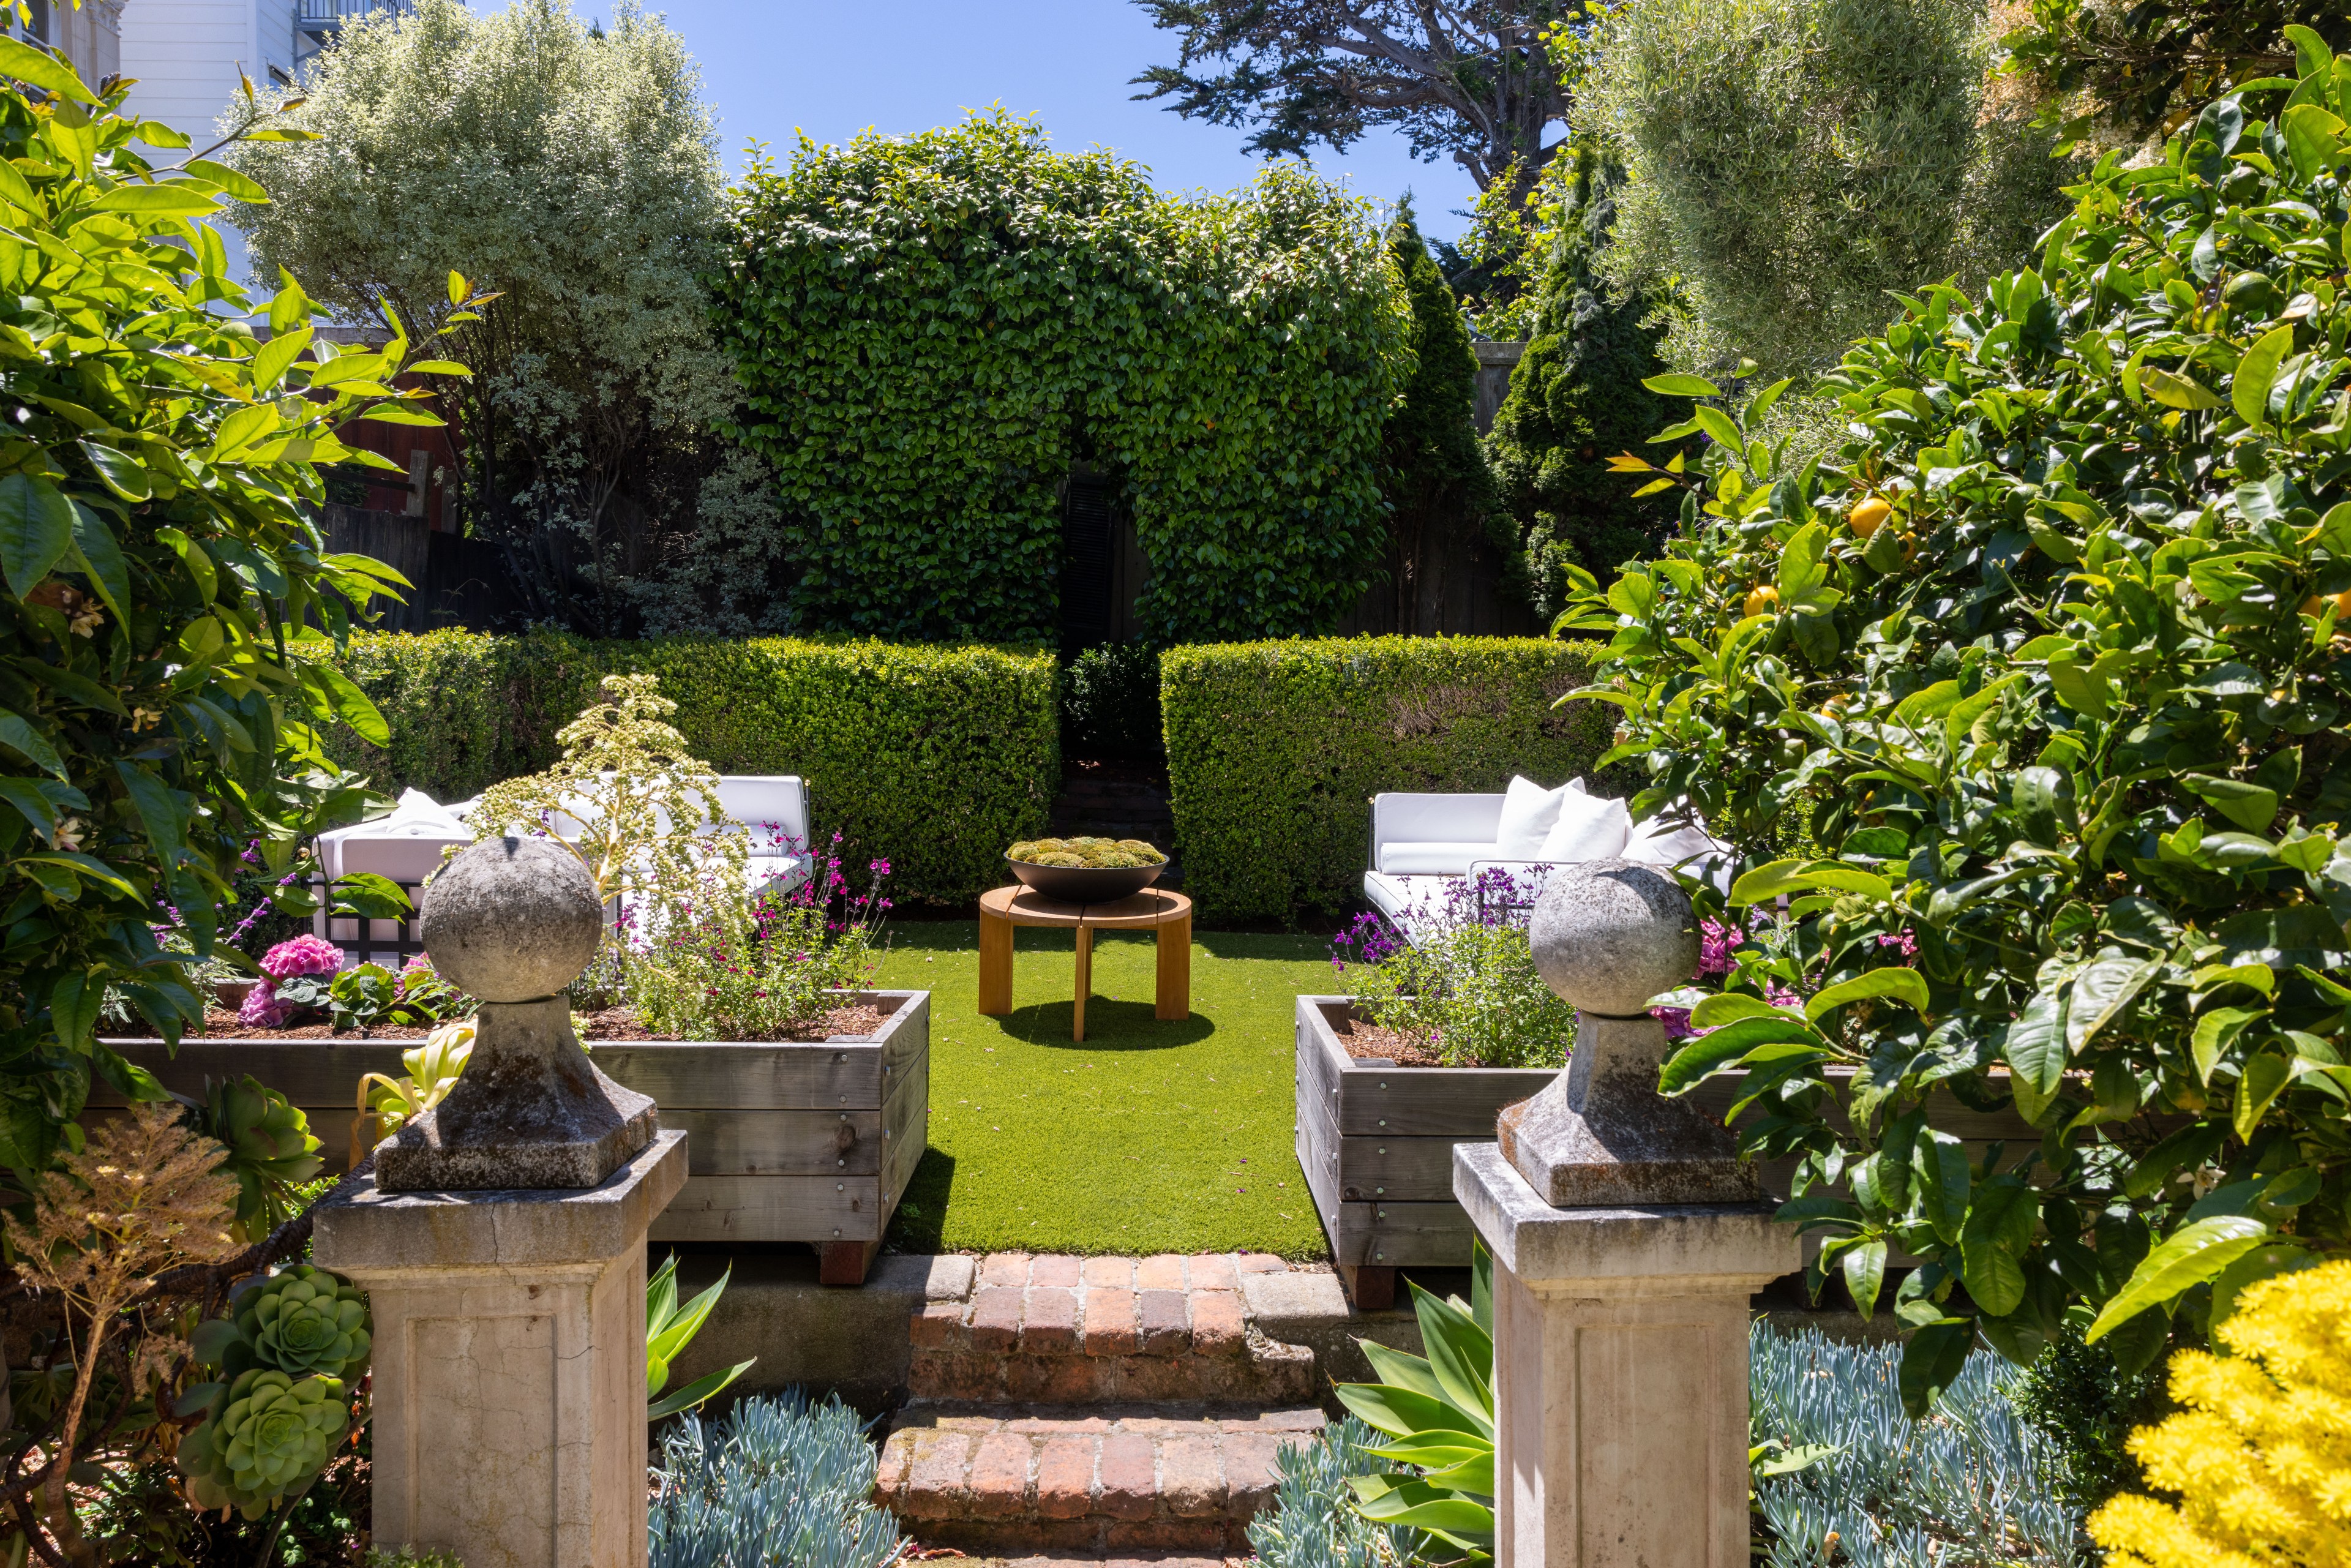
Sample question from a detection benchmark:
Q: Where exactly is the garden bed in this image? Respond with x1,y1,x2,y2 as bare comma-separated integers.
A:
1293,994,1554,1305
101,988,931,1284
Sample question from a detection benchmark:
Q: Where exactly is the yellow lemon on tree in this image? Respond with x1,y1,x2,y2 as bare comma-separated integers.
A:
2302,588,2351,618
1744,585,1780,617
1848,495,1892,538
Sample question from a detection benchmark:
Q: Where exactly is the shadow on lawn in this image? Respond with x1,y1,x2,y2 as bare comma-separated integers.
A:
994,999,1217,1051
888,1149,953,1254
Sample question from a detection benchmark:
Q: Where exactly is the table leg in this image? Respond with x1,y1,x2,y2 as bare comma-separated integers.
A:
1156,910,1191,1021
978,906,1013,1015
1073,926,1093,1042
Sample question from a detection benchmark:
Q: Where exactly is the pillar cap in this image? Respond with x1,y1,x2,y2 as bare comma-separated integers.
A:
317,1130,688,1273
1453,1143,1797,1290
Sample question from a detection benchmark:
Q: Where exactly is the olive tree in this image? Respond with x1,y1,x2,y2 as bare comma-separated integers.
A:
222,0,740,636
1579,0,2077,383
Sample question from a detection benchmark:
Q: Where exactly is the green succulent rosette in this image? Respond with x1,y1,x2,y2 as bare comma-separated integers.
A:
231,1265,372,1380
178,1369,348,1519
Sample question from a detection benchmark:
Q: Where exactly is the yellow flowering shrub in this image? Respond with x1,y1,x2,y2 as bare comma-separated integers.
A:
2090,1259,2351,1567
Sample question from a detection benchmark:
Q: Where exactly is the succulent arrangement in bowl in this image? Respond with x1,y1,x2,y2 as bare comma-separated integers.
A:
1007,837,1166,869
1005,837,1168,902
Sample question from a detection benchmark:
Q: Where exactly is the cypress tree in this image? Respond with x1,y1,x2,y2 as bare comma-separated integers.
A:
1484,141,1681,617
1373,198,1502,630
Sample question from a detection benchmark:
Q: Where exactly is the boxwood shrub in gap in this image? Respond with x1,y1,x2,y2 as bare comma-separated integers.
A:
712,112,1414,645
0,47,449,1165
329,630,1056,904
1580,31,2351,1409
1161,637,1615,922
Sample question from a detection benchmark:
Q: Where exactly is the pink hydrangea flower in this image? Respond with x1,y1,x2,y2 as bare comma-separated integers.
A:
239,981,290,1029
1878,929,1919,959
1652,1006,1697,1041
1697,918,1745,977
1766,983,1802,1010
260,934,344,980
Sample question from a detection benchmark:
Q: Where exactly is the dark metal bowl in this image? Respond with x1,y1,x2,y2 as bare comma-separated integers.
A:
1005,855,1164,904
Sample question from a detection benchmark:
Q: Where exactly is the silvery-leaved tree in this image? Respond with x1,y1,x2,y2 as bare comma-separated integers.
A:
220,0,739,637
0,33,468,1171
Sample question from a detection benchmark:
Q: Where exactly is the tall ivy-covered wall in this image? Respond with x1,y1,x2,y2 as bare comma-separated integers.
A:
709,112,1416,646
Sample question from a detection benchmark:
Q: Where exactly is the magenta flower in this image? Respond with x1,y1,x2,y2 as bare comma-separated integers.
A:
1652,1006,1697,1041
1697,918,1744,977
260,934,345,980
1878,929,1919,959
239,981,291,1029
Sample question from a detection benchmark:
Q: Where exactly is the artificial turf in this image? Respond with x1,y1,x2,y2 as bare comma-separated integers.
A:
871,920,1337,1259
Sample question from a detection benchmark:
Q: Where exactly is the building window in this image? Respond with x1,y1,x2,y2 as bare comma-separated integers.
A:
18,0,48,44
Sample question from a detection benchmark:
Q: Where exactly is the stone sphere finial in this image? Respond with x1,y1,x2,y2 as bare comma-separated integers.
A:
1529,858,1700,1016
421,837,603,1003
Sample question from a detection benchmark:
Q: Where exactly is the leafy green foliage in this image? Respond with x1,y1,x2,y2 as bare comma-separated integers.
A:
711,112,1414,644
1160,637,1614,921
0,53,464,1172
1332,1244,1498,1561
1485,139,1685,609
647,1252,753,1422
2003,0,2346,143
2007,1317,2170,1514
1060,642,1162,760
329,629,1057,904
1570,40,2351,1405
1580,0,2073,381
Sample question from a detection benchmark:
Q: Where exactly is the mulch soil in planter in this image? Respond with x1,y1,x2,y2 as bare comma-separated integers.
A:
182,1003,892,1043
1327,1008,1445,1068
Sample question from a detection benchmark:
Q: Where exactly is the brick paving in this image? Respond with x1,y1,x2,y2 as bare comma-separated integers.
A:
878,1406,1327,1555
908,1252,1310,1406
882,1252,1322,1555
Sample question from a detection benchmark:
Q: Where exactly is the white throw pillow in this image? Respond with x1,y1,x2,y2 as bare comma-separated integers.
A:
1494,776,1573,858
1537,788,1631,863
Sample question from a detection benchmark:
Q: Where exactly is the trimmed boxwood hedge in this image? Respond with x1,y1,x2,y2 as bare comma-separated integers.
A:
326,630,1058,904
1162,637,1618,922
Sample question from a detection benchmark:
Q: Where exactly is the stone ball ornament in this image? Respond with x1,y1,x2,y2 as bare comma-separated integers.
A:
420,836,603,1003
1529,858,1701,1017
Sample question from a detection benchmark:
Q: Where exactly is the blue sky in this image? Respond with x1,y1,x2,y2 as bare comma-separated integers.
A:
576,0,1482,240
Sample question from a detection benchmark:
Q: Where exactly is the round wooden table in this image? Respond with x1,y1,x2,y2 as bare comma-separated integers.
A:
977,885,1192,1042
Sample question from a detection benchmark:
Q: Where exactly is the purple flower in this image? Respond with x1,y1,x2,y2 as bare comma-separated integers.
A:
1765,983,1802,1010
1697,918,1744,978
239,981,291,1029
1652,1006,1696,1041
1878,929,1919,959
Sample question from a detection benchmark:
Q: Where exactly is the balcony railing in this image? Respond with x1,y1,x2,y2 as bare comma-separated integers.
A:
295,0,414,35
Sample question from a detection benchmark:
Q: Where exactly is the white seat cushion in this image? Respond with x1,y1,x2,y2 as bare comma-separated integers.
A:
1624,812,1734,891
1537,789,1632,862
1376,841,1502,876
1494,776,1573,859
1363,871,1450,937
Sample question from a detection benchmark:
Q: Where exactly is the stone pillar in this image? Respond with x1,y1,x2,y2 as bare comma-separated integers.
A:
1455,858,1798,1568
313,836,688,1568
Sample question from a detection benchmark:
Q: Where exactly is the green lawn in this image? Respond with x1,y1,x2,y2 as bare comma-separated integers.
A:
872,921,1336,1258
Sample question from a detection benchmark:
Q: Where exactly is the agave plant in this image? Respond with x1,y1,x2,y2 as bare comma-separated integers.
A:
178,1369,350,1520
352,1017,474,1165
649,1252,756,1421
1331,1243,1498,1560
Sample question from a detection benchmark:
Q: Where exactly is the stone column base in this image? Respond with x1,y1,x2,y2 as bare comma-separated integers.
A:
1454,1142,1799,1568
315,1130,688,1568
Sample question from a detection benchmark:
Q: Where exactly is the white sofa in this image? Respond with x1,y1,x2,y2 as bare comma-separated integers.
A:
312,776,816,962
1363,777,1727,939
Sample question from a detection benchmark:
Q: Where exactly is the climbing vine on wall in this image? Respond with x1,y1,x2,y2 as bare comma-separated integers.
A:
713,113,1415,644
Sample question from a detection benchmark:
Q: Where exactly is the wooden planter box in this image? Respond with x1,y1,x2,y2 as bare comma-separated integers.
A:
100,989,929,1285
1294,995,1556,1307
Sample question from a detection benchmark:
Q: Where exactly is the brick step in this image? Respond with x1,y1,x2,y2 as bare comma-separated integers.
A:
910,1253,1313,1406
877,1405,1327,1554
